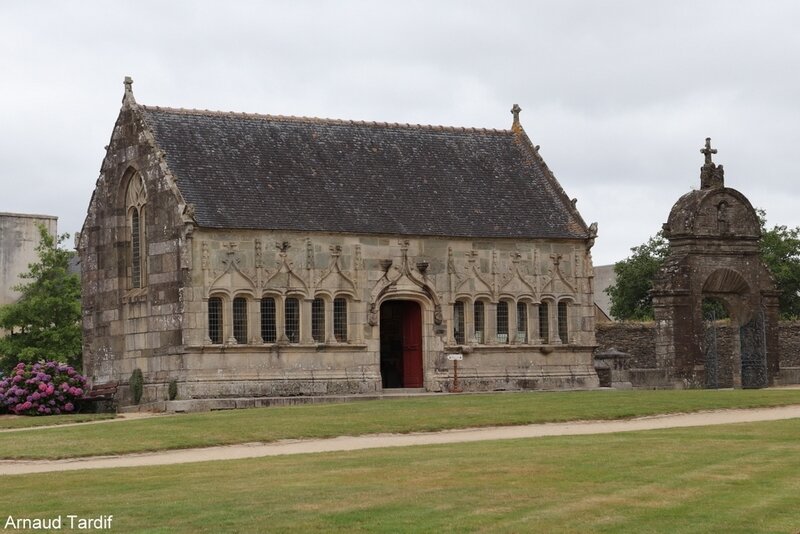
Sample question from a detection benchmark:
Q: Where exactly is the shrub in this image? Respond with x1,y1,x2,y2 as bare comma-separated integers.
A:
130,368,144,404
168,379,178,401
0,361,87,415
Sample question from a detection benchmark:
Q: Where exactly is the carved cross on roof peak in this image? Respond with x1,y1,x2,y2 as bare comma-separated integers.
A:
511,104,522,129
701,137,718,166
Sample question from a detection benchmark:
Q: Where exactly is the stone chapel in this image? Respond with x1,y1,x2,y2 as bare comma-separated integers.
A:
79,78,600,407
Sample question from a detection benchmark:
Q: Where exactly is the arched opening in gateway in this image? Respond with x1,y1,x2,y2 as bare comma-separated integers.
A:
379,300,423,389
702,296,734,389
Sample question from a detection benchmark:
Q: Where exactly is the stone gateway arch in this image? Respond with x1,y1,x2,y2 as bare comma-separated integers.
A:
652,139,780,388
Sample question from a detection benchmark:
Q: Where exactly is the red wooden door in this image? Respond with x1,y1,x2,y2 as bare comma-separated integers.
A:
401,302,423,387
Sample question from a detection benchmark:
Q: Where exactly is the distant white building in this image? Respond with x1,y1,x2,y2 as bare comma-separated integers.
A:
593,264,616,321
0,212,57,307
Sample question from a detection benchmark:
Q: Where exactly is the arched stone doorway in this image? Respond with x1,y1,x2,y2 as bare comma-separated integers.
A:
379,300,423,388
652,139,780,388
700,269,765,388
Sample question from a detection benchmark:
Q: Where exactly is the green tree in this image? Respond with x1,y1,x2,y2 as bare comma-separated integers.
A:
760,223,800,318
606,232,669,321
606,216,800,320
0,225,81,371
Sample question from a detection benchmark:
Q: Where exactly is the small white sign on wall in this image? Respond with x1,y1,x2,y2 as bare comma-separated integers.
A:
446,353,463,361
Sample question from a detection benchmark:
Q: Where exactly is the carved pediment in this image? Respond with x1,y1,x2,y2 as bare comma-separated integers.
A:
499,252,537,298
367,240,443,326
541,253,575,295
263,241,308,293
317,245,357,293
209,242,256,291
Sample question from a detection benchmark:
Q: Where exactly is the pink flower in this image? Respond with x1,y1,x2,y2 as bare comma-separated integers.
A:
64,403,74,412
46,385,55,395
38,382,47,392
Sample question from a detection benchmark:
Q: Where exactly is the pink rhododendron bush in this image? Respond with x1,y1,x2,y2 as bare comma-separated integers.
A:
0,361,87,415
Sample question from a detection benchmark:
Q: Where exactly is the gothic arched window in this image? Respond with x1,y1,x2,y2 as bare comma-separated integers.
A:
208,297,223,344
453,301,465,345
284,297,300,344
539,302,550,344
333,297,348,342
233,297,248,344
473,301,485,343
558,301,569,344
311,298,325,342
126,172,147,289
496,301,509,344
261,297,277,343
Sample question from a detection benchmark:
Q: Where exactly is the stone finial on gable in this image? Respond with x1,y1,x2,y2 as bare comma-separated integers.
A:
122,76,137,107
511,104,522,131
699,137,725,190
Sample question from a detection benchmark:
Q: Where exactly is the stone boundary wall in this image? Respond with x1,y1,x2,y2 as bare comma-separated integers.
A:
595,322,658,368
780,321,800,367
596,320,800,373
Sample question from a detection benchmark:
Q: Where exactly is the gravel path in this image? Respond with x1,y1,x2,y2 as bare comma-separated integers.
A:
2,405,799,476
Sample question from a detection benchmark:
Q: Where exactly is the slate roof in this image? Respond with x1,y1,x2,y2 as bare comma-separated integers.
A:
139,105,589,239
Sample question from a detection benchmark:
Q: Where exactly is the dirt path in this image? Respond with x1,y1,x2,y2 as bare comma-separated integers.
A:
2,405,799,476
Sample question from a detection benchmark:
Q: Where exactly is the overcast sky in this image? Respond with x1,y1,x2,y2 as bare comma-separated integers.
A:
2,1,798,265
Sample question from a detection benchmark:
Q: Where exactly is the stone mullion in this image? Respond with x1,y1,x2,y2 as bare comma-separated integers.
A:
251,298,263,344
201,298,211,344
300,298,314,343
325,297,334,343
486,302,498,344
551,301,561,344
352,299,362,343
225,296,236,345
276,295,287,342
525,302,534,344
508,301,517,345
464,300,475,345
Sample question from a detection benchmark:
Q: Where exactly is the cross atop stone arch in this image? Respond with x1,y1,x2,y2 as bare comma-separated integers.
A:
701,137,717,166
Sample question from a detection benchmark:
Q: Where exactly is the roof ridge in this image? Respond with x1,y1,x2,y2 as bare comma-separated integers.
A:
139,104,510,135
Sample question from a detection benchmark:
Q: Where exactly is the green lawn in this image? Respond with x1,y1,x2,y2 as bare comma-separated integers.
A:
2,389,800,459
4,419,800,532
0,413,116,430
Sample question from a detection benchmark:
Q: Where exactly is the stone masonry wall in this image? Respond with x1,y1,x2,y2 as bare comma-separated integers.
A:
596,320,800,376
781,321,800,367
595,322,658,368
79,103,187,399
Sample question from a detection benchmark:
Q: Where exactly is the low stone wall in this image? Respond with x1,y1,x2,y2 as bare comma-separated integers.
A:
780,321,800,367
595,320,800,387
595,322,658,368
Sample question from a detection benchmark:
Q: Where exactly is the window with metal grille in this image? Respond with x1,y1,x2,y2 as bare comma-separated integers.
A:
208,297,223,344
311,298,325,342
285,297,300,343
453,301,465,344
516,302,527,343
558,301,569,344
473,301,485,343
131,208,141,288
496,301,509,343
333,297,348,342
261,297,276,343
126,172,147,289
233,297,248,344
539,303,550,344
